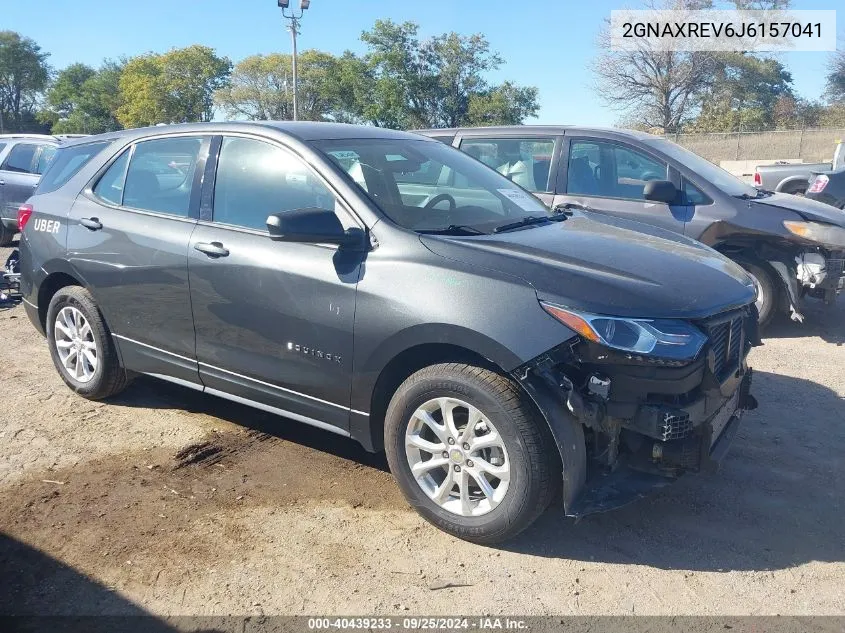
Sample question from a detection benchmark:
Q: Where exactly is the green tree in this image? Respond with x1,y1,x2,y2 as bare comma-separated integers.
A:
41,61,123,134
0,31,51,133
117,45,231,128
215,51,346,122
466,82,539,126
688,54,793,132
357,20,538,128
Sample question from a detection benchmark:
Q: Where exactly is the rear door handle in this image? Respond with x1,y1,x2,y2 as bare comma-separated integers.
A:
194,241,229,258
80,217,103,231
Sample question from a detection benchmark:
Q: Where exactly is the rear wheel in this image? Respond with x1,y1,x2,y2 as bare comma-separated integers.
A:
735,259,778,328
384,363,558,544
46,286,130,400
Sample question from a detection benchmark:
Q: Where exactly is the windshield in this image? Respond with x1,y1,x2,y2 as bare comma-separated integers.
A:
646,138,758,198
313,138,553,234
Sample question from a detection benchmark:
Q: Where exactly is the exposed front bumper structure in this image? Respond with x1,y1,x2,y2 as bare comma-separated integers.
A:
515,306,759,517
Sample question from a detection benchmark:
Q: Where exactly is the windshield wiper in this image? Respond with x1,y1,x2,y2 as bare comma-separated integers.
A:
417,224,486,236
493,215,566,234
734,190,770,200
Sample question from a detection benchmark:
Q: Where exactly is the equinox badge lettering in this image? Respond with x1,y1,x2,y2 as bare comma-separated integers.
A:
287,341,342,364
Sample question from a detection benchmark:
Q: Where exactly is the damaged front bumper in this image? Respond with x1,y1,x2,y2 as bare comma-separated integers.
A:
514,307,759,518
770,249,845,320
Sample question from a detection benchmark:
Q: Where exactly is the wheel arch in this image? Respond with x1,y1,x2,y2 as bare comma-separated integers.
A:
776,176,809,194
37,269,84,333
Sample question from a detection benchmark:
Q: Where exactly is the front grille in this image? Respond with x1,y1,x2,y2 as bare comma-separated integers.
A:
660,411,693,441
704,313,745,382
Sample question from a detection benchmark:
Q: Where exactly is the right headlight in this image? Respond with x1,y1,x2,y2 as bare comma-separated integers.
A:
783,221,845,249
541,303,708,361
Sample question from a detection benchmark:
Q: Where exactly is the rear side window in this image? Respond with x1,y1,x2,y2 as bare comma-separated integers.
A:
93,149,131,204
459,137,555,193
123,137,203,216
37,141,111,194
1,143,38,174
92,137,204,216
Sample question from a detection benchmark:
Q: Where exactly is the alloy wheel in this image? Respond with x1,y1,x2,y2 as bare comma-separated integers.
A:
54,306,98,383
405,397,510,517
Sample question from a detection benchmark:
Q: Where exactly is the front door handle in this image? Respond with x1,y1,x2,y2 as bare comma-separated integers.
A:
0,180,5,186
80,217,103,231
194,241,229,258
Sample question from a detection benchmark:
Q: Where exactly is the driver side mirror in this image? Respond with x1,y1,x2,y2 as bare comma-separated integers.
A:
266,208,366,249
643,180,679,205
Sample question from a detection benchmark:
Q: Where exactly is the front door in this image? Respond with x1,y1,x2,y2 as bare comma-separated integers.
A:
188,135,362,433
554,138,689,234
67,135,208,383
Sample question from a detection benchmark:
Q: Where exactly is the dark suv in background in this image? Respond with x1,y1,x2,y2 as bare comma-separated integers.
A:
20,122,758,543
0,134,69,245
419,126,845,326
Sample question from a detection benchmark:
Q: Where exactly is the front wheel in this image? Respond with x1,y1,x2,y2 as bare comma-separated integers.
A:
735,259,778,328
384,363,558,544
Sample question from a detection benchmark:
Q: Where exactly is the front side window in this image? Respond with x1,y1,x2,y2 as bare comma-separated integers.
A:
460,137,555,193
567,140,667,201
315,138,551,235
122,137,203,216
212,136,337,231
1,143,38,174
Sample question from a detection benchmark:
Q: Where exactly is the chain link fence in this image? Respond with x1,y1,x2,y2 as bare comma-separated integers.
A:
666,128,845,163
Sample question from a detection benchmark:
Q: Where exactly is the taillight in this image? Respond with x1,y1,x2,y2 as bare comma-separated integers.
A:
17,204,33,231
753,171,762,187
807,174,829,194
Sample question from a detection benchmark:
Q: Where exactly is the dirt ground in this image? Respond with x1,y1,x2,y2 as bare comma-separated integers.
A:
0,243,843,617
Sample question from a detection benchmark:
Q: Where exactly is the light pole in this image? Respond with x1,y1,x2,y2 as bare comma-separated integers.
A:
278,0,310,121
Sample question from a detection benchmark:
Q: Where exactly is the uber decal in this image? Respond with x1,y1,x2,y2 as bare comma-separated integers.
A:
32,218,61,234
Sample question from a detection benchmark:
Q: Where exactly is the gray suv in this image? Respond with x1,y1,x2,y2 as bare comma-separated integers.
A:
419,126,845,326
0,135,65,245
20,122,758,543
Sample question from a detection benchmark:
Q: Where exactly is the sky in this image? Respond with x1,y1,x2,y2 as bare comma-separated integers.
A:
3,0,842,126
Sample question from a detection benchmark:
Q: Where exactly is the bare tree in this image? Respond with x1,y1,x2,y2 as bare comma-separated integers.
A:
591,0,791,133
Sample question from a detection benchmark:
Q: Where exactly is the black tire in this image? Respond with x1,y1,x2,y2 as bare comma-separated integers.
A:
384,363,558,544
46,286,130,400
734,258,778,329
0,223,16,247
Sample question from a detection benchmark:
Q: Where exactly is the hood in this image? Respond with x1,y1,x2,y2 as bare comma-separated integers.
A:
421,213,755,320
754,192,845,226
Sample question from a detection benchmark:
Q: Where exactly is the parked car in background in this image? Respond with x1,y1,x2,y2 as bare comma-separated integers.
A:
0,134,78,246
753,141,845,195
418,126,845,326
19,122,759,543
806,168,845,210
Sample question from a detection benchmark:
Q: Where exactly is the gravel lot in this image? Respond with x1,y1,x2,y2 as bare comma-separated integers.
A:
0,243,843,617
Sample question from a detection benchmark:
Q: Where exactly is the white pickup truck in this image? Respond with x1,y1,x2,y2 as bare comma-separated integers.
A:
754,141,845,195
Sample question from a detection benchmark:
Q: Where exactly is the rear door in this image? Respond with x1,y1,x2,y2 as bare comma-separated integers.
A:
187,134,363,433
554,137,690,233
67,134,209,384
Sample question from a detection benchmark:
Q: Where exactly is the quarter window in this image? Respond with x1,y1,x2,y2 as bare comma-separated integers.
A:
212,137,337,231
459,137,555,193
123,137,203,216
38,141,112,194
683,180,710,205
1,143,39,174
35,145,58,175
567,140,667,200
